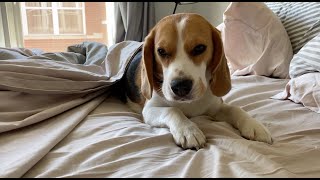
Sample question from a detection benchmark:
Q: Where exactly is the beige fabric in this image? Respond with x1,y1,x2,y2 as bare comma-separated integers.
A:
221,2,293,78
19,75,320,178
0,93,107,178
271,73,320,113
0,41,143,177
0,41,142,133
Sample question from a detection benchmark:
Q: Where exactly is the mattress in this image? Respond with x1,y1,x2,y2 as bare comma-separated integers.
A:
21,75,320,178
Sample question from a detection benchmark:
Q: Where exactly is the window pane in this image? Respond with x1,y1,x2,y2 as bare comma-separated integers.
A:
58,10,83,34
27,10,53,34
21,2,110,52
58,2,82,8
25,2,52,7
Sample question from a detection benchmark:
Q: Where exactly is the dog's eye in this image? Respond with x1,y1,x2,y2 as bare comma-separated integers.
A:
192,44,206,56
157,48,168,57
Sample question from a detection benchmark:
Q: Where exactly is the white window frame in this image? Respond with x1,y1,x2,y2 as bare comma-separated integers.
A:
20,2,86,36
105,2,115,46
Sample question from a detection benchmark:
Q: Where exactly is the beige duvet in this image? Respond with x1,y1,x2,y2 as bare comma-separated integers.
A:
9,76,320,178
1,41,320,177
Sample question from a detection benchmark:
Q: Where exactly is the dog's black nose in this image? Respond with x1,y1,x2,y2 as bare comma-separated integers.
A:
170,78,193,97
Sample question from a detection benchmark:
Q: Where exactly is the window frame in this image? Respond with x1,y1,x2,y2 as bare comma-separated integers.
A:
20,2,86,36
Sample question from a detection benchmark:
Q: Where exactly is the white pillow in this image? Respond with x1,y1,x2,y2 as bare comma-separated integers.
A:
271,33,320,113
221,2,293,78
271,73,320,113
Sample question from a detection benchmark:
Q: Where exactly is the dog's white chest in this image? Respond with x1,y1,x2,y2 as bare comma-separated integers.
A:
148,90,222,118
172,100,213,117
172,94,221,117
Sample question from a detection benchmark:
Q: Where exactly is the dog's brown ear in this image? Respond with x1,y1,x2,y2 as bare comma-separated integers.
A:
209,26,231,97
141,29,155,99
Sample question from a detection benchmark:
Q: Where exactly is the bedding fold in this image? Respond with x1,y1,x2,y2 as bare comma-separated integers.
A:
0,41,142,133
0,92,108,178
22,76,320,178
0,41,143,177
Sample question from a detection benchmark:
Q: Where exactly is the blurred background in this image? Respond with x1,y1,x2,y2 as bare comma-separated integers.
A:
0,2,229,52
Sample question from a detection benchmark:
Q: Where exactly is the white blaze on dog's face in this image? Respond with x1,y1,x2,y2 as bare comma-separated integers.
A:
153,14,214,102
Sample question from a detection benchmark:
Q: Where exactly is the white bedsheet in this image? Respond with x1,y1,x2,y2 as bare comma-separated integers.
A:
20,75,320,178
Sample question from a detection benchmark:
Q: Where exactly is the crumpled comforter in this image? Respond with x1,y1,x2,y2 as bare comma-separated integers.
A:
0,41,142,177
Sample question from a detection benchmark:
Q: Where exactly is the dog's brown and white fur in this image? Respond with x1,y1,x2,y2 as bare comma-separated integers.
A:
123,13,272,150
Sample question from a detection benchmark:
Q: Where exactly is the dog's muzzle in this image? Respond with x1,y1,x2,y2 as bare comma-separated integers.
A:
170,78,193,98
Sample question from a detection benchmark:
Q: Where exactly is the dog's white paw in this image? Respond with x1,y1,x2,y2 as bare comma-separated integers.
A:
170,121,206,150
238,118,273,144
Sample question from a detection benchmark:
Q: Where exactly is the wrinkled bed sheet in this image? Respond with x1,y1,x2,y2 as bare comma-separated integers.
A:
0,41,143,177
21,75,320,178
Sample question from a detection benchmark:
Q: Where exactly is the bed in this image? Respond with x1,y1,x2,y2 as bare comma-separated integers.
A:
1,2,320,178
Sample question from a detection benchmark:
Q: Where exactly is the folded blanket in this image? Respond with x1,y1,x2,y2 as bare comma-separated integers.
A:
0,41,142,177
0,40,143,132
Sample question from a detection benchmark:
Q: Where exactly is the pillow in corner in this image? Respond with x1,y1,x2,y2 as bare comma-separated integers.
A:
265,2,320,55
271,73,320,113
271,33,320,113
289,33,320,78
221,2,293,78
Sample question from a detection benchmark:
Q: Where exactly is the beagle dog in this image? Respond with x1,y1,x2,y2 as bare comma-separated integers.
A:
123,13,272,150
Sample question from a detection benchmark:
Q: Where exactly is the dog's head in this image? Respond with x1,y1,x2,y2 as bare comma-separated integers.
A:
141,13,231,102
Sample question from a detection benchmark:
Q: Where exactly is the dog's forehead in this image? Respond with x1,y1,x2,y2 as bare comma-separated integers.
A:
154,18,178,45
153,15,214,55
155,14,211,36
182,16,213,37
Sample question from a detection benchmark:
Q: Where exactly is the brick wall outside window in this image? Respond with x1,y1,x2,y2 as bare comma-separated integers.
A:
23,2,109,52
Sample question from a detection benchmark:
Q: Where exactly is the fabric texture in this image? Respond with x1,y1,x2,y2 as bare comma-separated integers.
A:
0,41,142,177
289,33,320,78
272,33,320,113
114,2,156,43
271,73,320,113
2,42,320,178
12,75,320,178
265,2,320,54
0,41,142,132
221,2,293,78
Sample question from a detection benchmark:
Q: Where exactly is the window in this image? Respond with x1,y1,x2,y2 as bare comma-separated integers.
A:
21,2,86,35
15,2,114,52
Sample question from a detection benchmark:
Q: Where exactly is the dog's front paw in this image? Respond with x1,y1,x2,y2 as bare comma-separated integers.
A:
170,121,206,150
238,118,273,144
